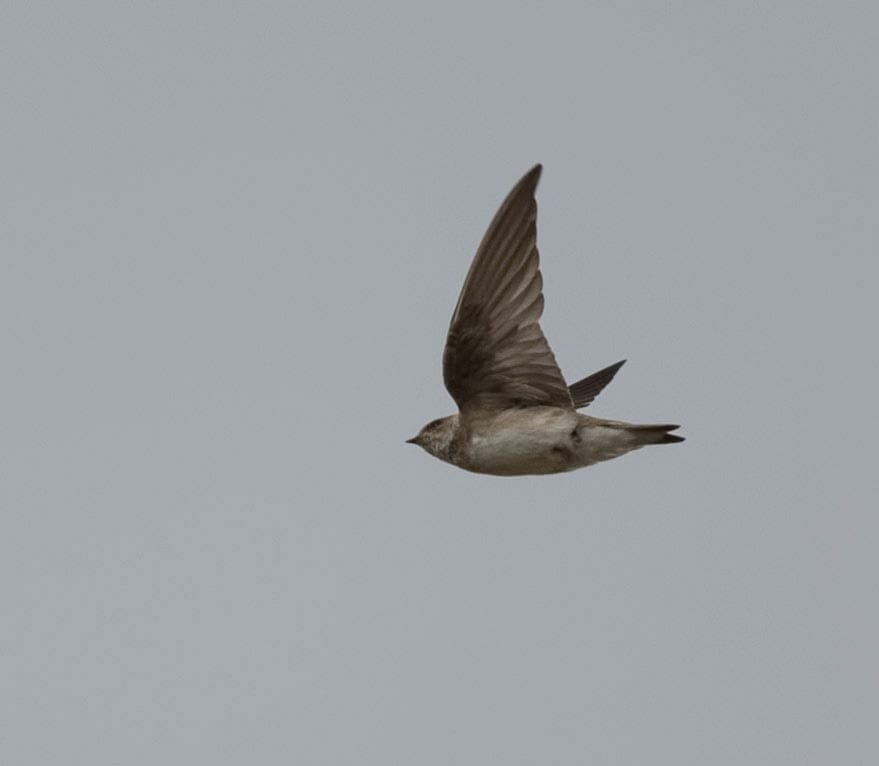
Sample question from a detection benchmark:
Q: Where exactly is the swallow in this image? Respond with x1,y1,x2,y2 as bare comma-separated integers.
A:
408,164,683,475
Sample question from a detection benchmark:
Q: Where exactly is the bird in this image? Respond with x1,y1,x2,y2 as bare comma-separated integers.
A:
407,164,684,476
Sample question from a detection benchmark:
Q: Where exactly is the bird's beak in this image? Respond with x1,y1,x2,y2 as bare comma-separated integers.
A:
405,436,418,445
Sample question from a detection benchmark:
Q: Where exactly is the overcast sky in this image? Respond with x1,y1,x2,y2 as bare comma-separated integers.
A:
3,3,878,764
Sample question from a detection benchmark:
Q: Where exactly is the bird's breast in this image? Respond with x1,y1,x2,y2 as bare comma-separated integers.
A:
461,407,579,476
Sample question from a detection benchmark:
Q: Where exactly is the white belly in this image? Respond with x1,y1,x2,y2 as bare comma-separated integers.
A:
462,409,647,476
464,408,580,476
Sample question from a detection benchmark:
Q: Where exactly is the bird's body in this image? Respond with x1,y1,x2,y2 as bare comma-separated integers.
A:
408,164,683,476
416,409,681,476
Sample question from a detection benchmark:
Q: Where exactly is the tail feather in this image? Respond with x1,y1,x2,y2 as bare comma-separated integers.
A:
626,423,685,445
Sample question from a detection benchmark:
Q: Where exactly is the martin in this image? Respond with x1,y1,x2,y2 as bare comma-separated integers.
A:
408,165,684,476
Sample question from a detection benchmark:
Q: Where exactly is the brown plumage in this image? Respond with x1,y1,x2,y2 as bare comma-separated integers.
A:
443,165,572,412
568,359,627,409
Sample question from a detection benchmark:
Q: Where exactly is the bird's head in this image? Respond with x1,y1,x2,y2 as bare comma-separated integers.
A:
406,415,457,459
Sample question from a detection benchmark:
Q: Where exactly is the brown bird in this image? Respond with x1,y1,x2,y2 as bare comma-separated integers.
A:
408,164,683,475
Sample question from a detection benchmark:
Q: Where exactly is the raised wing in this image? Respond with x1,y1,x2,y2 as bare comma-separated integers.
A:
442,165,574,412
568,360,626,408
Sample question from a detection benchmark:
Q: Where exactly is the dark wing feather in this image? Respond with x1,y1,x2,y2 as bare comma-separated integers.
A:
443,165,574,412
567,360,626,408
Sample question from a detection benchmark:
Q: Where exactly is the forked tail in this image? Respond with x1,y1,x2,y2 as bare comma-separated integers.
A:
626,423,685,445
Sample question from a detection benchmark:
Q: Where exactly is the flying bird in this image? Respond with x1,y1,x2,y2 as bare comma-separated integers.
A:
408,165,683,475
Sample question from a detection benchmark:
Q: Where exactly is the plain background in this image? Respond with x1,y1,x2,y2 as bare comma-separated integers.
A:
3,3,877,764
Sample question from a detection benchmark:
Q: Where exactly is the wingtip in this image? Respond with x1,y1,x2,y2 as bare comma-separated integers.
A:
519,163,542,189
567,359,629,409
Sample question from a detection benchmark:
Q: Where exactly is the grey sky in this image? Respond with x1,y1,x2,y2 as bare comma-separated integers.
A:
3,3,877,764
